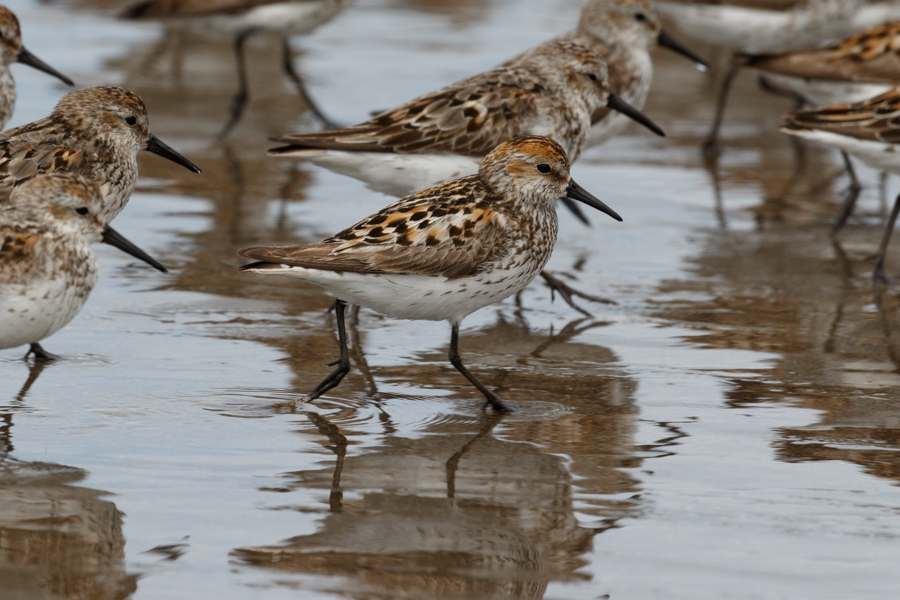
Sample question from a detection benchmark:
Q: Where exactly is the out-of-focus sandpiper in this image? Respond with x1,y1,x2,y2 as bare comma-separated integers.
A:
0,173,167,361
558,0,708,147
271,38,663,198
782,88,900,284
655,0,867,156
0,85,201,222
0,6,74,129
121,0,354,139
239,136,622,412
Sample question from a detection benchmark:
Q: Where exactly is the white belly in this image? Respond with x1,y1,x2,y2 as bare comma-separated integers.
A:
248,264,542,324
760,73,893,107
0,274,95,352
656,1,864,54
783,128,900,175
287,150,481,198
173,0,353,37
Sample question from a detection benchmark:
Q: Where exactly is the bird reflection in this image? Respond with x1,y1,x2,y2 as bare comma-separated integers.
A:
653,214,900,487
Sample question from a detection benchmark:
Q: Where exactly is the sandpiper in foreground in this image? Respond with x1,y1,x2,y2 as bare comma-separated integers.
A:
239,136,623,412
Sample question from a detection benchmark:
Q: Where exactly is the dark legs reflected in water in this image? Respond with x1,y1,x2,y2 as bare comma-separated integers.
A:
873,192,900,285
832,153,862,236
219,30,337,140
446,411,504,499
703,62,740,162
304,411,348,512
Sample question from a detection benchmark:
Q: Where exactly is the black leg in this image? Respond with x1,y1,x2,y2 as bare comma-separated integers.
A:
305,299,351,403
448,324,511,413
703,63,739,162
25,343,59,362
833,152,862,235
281,36,338,129
873,192,900,286
540,270,616,317
219,29,255,141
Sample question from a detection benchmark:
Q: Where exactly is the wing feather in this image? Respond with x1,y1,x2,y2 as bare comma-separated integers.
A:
783,87,900,143
271,69,544,157
239,175,507,278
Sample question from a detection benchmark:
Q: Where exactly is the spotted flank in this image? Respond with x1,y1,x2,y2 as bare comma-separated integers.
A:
782,87,900,143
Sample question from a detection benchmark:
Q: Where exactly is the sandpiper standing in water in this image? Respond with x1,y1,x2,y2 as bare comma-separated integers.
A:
121,0,354,139
0,86,201,222
0,6,74,129
239,136,623,412
0,173,167,361
782,88,900,284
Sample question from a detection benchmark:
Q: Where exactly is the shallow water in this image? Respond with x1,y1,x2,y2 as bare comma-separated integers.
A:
2,1,900,599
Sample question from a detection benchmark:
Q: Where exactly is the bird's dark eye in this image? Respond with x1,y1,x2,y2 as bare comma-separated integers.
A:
536,164,552,174
75,207,89,215
588,73,598,81
635,13,646,21
125,116,137,126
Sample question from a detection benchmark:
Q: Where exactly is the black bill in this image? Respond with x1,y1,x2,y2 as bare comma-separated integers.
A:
17,46,74,86
101,225,168,273
565,179,622,223
658,28,708,71
146,133,202,174
607,93,665,137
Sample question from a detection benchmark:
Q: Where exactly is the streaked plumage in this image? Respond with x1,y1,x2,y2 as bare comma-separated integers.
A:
0,6,73,129
740,20,900,105
0,173,166,360
239,136,623,410
782,88,900,282
0,86,201,222
557,0,708,147
272,38,660,197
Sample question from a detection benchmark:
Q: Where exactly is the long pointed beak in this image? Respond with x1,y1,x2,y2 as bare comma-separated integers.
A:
565,179,622,222
658,28,708,71
145,133,202,174
101,225,168,273
607,93,665,137
17,46,74,86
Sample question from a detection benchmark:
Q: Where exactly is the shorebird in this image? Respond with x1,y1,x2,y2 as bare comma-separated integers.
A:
782,87,900,284
0,6,74,129
271,38,663,199
121,0,354,139
654,0,867,157
559,0,708,148
738,19,900,231
239,136,623,412
0,85,201,222
0,173,167,361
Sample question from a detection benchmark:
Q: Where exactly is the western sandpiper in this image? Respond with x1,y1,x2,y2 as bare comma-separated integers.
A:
121,0,354,138
740,20,900,107
0,86,201,222
239,136,622,411
655,0,867,156
271,38,662,198
558,0,708,147
0,6,74,129
0,173,167,361
782,87,900,284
